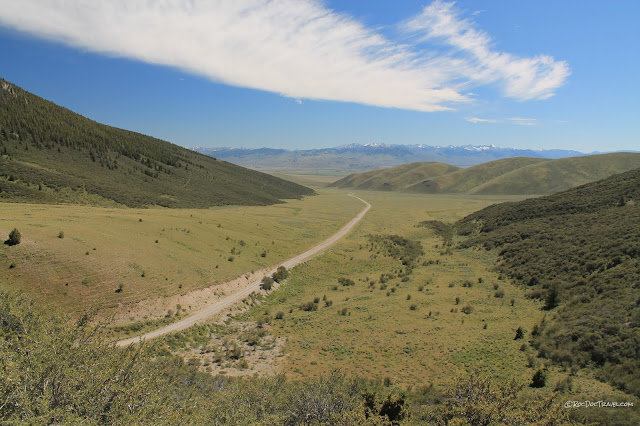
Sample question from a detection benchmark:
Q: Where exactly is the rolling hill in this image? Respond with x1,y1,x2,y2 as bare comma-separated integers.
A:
331,161,460,191
0,79,313,208
456,167,640,397
331,154,640,195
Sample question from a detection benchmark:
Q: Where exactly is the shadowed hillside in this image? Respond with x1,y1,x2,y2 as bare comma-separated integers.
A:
0,79,313,208
456,168,640,396
331,154,640,196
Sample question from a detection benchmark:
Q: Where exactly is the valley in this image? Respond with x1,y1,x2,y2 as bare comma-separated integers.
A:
1,79,639,425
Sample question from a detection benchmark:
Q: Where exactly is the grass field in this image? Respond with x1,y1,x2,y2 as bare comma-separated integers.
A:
160,189,636,419
0,191,363,315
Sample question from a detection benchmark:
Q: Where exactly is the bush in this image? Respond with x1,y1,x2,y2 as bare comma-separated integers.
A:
300,301,318,312
514,326,525,340
494,289,505,298
275,311,284,319
5,228,21,246
260,276,274,291
58,231,65,239
530,369,547,388
461,305,474,315
272,266,289,283
338,277,355,287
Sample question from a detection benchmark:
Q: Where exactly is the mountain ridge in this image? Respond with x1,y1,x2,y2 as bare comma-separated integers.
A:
0,79,314,208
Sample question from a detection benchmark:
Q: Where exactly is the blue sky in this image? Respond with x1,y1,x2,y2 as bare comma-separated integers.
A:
0,0,638,152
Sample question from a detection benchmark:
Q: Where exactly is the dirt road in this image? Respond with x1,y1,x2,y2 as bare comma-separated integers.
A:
116,195,370,346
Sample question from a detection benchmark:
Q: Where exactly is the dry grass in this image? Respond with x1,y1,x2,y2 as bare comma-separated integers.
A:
0,191,362,315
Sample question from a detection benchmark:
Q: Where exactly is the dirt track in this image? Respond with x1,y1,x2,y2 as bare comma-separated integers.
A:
116,195,370,346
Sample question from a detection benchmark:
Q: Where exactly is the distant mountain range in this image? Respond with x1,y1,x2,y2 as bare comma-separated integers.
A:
192,143,607,173
330,153,640,195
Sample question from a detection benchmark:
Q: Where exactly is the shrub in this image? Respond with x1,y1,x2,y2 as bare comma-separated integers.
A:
409,304,417,311
462,280,473,288
494,289,505,298
275,311,284,319
530,369,547,388
455,297,460,305
115,284,124,293
338,277,355,286
260,276,274,291
514,326,525,340
300,301,318,312
58,231,65,239
461,305,474,315
5,228,21,246
272,266,289,283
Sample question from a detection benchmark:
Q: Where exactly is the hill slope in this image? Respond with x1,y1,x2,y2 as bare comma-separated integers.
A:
0,79,313,208
332,162,459,191
470,152,640,195
456,168,640,396
331,154,640,195
405,157,549,194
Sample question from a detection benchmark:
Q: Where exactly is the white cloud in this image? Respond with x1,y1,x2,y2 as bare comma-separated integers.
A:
404,0,570,101
466,117,498,124
509,117,537,126
0,0,569,112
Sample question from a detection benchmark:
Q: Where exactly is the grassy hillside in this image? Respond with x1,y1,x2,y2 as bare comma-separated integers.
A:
331,154,640,196
406,157,549,194
331,162,459,191
0,79,313,208
456,168,640,397
470,152,640,195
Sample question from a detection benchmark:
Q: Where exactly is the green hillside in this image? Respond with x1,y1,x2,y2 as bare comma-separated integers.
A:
0,79,313,208
470,152,640,195
331,154,640,196
406,157,549,194
331,162,459,191
456,168,640,396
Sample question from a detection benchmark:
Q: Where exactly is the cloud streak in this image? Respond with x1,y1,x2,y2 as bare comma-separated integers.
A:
466,117,498,124
0,0,569,112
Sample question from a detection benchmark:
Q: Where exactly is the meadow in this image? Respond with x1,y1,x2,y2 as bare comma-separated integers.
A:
0,192,362,317
158,188,637,424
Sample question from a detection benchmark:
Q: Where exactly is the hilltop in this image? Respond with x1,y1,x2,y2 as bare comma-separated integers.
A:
331,153,640,195
456,167,640,397
0,79,313,208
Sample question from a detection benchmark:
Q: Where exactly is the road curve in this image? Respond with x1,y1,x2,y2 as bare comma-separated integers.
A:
116,195,370,346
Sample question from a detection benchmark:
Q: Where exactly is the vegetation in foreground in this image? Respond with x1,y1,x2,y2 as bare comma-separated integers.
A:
0,79,313,208
0,290,573,424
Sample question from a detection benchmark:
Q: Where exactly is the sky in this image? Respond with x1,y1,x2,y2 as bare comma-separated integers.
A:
0,0,638,153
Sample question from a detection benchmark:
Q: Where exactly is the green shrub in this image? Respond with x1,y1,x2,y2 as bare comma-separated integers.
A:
5,228,21,246
272,266,288,283
260,276,274,291
530,369,547,388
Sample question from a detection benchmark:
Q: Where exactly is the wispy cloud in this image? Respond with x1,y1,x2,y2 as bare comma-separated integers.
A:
466,117,498,124
0,0,569,112
404,0,570,101
509,117,537,126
